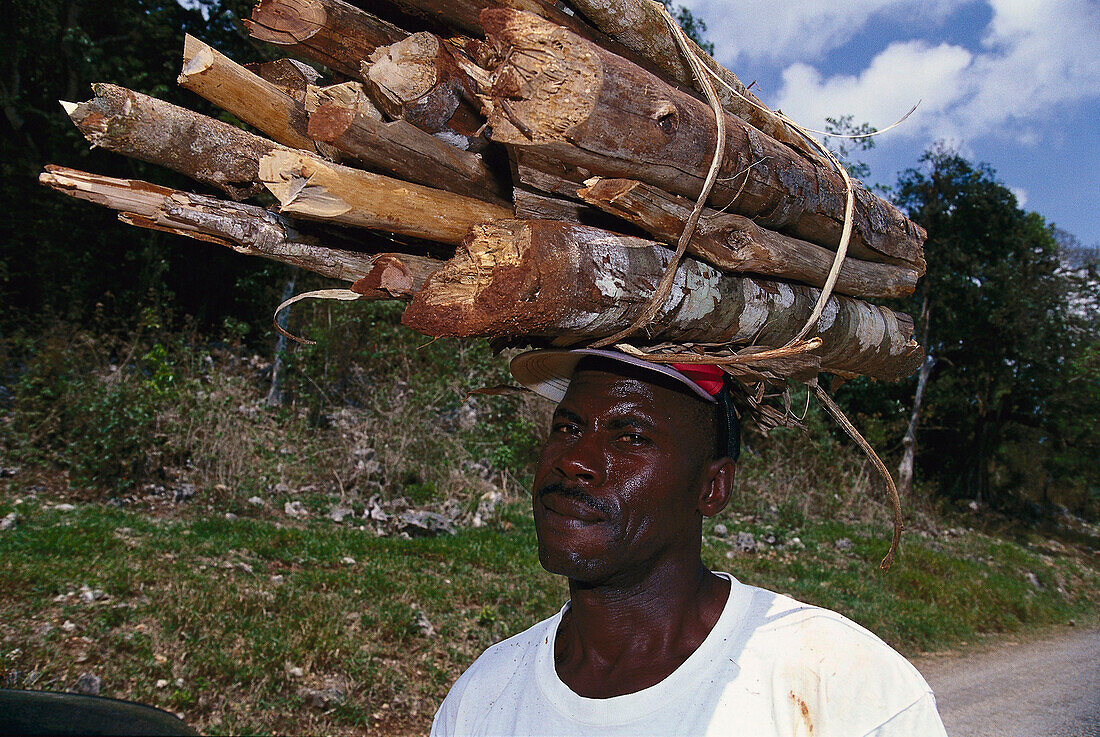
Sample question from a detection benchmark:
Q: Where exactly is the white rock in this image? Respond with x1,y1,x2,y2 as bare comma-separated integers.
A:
156,679,169,689
61,620,77,633
247,496,265,506
55,504,76,512
341,557,356,565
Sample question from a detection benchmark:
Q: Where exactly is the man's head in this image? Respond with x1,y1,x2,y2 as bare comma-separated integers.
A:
510,350,738,586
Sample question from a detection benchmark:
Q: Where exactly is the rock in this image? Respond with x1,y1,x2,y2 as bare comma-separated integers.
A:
364,496,389,523
471,491,502,528
440,397,481,431
397,510,456,537
247,496,265,507
61,620,77,633
174,678,184,688
763,533,778,546
300,680,346,709
713,523,728,538
414,610,436,638
273,482,291,495
156,679,168,689
284,501,309,519
834,538,854,552
173,484,196,504
1,512,19,531
735,532,757,553
1025,572,1044,590
79,585,106,603
967,500,981,512
55,504,76,512
786,536,806,550
285,663,304,679
235,562,255,575
341,557,356,565
271,575,285,584
73,673,100,696
0,466,20,478
225,513,238,521
328,505,354,523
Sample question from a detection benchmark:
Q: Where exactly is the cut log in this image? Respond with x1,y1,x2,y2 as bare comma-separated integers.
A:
304,81,382,118
39,165,441,296
402,219,925,381
258,148,510,244
363,33,488,152
245,0,407,80
479,9,926,273
565,0,825,166
178,35,317,152
245,58,322,102
308,100,509,204
578,178,920,299
376,0,693,93
63,83,278,199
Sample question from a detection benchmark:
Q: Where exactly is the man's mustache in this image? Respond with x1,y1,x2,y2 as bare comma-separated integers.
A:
537,482,617,519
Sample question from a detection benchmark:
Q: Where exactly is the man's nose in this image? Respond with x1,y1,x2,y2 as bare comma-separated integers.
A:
554,433,606,485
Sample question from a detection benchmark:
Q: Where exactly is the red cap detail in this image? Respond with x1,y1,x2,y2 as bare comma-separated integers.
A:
671,363,725,396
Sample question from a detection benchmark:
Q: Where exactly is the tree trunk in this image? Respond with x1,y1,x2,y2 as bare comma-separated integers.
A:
244,0,407,80
258,148,510,244
478,9,926,272
402,219,925,381
266,268,298,407
897,354,934,496
39,165,441,292
307,99,509,204
579,177,920,299
178,35,318,152
564,0,826,167
898,295,934,496
63,83,278,199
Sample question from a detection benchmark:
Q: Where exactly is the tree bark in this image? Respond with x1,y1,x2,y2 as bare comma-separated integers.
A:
258,148,510,244
245,58,322,102
898,296,934,496
478,9,926,272
39,165,441,293
266,267,298,407
244,0,407,80
564,0,826,167
578,177,920,299
63,83,278,199
307,99,509,204
363,32,488,152
178,35,318,152
402,219,925,381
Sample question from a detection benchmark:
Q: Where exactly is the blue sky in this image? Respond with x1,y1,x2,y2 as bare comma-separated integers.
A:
679,0,1100,247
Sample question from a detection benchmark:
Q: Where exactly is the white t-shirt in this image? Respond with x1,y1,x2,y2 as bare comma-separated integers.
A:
431,573,947,737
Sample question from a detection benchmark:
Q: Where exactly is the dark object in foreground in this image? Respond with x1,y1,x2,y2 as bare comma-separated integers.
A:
0,689,198,736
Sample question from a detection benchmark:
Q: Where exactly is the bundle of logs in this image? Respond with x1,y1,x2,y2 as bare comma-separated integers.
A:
41,0,927,389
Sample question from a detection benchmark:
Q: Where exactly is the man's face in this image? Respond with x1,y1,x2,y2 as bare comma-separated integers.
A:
531,366,716,586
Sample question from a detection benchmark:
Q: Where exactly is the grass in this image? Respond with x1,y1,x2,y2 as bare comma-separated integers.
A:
1,488,1097,735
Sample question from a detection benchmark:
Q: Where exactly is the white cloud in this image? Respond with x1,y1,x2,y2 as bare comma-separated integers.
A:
764,0,1100,145
1010,187,1029,207
678,0,972,63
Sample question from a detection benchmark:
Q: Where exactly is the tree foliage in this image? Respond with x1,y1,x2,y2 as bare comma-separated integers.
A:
886,145,1098,508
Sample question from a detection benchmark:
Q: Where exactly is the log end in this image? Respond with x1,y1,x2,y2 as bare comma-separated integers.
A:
307,103,354,143
179,35,214,79
246,0,326,46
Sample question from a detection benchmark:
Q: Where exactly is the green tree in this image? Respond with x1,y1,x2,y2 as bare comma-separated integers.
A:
660,0,714,54
889,144,1094,507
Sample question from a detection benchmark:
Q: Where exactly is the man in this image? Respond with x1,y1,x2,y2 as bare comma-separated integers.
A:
431,349,947,736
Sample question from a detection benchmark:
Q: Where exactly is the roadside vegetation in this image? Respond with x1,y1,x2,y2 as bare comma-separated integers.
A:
1,304,1098,735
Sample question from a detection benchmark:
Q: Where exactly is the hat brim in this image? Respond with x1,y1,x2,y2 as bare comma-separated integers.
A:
509,349,717,404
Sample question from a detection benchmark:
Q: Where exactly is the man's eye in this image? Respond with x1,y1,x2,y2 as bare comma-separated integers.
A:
619,433,649,445
551,422,579,435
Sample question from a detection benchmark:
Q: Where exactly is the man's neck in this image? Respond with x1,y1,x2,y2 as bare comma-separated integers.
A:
554,561,731,698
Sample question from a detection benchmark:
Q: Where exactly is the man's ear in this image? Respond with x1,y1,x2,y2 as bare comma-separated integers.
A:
698,458,736,517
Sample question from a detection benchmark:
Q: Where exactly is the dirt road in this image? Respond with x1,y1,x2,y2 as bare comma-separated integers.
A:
914,628,1100,737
